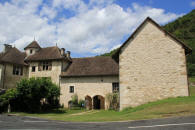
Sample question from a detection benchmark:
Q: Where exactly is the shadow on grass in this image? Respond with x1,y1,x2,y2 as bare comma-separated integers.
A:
13,108,68,114
39,109,67,114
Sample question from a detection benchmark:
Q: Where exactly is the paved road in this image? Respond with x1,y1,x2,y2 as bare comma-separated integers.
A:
0,114,195,130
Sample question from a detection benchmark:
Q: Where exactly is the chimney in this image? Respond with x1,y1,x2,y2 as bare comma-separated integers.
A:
66,51,71,58
4,44,12,53
60,48,65,56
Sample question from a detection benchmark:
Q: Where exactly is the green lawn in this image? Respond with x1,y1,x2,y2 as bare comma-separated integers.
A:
189,77,195,84
13,86,195,122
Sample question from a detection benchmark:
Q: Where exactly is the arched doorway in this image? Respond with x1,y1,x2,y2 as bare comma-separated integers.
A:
93,95,105,109
85,96,92,110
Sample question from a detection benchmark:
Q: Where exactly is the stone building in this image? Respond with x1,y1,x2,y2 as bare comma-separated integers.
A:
0,17,192,110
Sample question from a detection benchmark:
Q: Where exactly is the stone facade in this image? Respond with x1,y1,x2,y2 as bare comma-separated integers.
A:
0,63,28,89
60,76,119,109
119,20,189,110
28,61,62,85
0,17,190,111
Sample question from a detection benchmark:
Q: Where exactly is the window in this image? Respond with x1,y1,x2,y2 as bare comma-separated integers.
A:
31,66,36,72
112,82,119,93
30,49,33,54
69,86,74,93
38,61,52,71
13,65,23,76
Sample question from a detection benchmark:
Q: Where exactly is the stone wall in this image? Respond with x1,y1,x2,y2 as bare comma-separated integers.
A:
0,63,28,89
60,76,119,109
28,61,62,85
119,21,189,110
0,64,4,88
25,48,39,57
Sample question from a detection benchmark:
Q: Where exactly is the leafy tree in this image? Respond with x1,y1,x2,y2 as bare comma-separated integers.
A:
0,77,60,113
101,9,195,76
164,9,195,76
0,89,17,113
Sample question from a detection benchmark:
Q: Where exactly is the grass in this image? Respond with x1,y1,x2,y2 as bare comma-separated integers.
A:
13,86,195,122
189,77,195,84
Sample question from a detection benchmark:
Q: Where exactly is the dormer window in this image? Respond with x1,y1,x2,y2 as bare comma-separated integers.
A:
30,49,33,54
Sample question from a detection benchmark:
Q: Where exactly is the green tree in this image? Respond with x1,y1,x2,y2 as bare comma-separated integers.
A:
0,77,60,113
0,88,17,113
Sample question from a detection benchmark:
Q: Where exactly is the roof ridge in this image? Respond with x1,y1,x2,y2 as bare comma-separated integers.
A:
24,40,41,50
116,17,192,55
72,56,112,59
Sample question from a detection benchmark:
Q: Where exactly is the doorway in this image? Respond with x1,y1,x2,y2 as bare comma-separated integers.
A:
85,95,92,110
93,95,105,109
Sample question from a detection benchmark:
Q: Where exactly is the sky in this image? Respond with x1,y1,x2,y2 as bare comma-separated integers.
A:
0,0,194,57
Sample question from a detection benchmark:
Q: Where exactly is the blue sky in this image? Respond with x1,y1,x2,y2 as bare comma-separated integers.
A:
116,0,194,14
0,0,194,57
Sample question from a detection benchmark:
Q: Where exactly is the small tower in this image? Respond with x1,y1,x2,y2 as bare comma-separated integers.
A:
24,40,41,57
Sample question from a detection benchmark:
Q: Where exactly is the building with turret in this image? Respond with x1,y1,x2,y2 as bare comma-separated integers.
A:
0,17,191,110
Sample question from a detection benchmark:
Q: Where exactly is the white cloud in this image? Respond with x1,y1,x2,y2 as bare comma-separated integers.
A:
191,1,195,7
0,0,182,57
40,5,57,19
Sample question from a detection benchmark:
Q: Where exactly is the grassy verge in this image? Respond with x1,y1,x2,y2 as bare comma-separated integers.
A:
189,77,195,83
13,86,195,122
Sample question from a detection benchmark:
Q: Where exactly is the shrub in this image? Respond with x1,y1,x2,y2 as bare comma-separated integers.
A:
78,99,85,107
69,94,85,109
106,93,119,110
0,77,60,113
71,94,78,105
0,88,17,113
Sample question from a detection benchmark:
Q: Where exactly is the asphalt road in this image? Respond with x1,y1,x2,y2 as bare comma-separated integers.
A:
0,114,195,130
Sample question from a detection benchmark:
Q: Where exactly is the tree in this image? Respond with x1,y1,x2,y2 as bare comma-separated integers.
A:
0,77,60,113
0,88,17,113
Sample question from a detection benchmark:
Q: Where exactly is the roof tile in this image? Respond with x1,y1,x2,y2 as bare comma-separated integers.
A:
61,57,119,77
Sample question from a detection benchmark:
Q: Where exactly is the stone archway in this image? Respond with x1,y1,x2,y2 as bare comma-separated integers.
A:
93,95,105,109
85,95,92,110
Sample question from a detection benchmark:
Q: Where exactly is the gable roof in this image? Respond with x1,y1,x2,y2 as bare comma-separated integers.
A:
61,57,119,77
116,17,192,56
25,46,67,61
24,40,41,50
0,47,27,66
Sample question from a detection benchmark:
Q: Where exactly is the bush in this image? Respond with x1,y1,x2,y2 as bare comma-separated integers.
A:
71,94,78,105
69,94,85,109
0,89,17,113
78,99,85,107
0,77,60,113
106,93,119,110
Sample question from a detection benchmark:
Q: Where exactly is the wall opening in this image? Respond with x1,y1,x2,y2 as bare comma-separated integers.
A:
85,95,92,110
93,95,105,109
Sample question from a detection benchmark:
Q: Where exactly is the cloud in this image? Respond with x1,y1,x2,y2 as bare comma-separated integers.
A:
0,0,182,57
190,1,195,7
